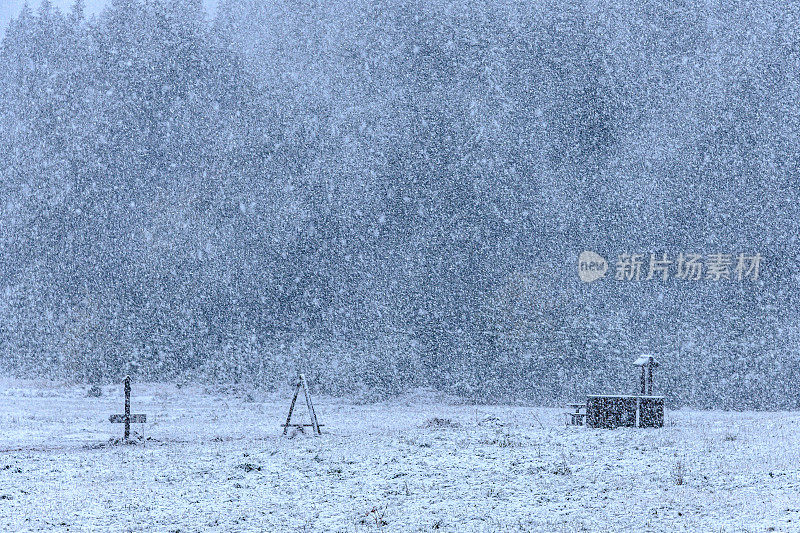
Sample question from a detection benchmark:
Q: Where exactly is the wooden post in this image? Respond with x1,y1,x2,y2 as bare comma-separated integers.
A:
283,381,301,436
647,362,654,395
109,375,147,440
124,376,131,439
300,374,320,435
635,396,641,428
640,365,646,395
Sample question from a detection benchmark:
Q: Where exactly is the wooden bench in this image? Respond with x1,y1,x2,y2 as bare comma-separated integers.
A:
564,402,586,426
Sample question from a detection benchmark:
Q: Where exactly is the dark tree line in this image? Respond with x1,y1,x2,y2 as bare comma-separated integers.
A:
1,0,798,408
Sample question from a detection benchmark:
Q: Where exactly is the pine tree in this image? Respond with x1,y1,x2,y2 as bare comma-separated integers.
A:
70,0,85,23
38,0,53,20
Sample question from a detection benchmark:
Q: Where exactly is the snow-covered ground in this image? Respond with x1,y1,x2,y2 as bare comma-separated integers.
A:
1,379,799,532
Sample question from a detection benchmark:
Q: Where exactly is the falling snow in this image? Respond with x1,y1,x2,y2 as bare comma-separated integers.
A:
1,0,798,531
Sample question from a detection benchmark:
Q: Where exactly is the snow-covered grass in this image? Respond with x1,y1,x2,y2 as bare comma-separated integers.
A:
1,379,799,532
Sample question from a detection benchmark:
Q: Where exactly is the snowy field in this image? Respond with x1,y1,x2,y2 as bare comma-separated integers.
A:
1,379,799,532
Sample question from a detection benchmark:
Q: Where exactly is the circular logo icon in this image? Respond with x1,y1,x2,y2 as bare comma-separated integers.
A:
578,251,608,283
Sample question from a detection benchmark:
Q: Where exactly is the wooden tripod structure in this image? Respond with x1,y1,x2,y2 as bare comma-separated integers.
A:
283,374,322,435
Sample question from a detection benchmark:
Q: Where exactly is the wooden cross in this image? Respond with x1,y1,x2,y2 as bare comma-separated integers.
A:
109,375,147,440
283,374,322,435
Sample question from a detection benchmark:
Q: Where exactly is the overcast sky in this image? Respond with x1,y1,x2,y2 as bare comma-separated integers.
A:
0,0,220,36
